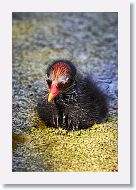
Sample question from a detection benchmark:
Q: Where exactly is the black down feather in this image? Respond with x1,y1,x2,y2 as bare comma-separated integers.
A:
37,61,108,130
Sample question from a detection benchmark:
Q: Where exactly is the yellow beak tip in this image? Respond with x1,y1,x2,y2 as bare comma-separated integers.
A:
48,93,54,102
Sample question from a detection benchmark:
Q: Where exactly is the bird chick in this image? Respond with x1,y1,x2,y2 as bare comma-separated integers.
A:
37,60,108,130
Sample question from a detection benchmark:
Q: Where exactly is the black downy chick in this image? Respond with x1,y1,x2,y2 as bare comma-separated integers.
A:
37,60,108,130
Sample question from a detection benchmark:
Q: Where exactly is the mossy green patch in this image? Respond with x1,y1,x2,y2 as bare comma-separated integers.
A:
24,115,118,172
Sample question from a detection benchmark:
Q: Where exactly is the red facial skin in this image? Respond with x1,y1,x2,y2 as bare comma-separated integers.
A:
48,62,71,102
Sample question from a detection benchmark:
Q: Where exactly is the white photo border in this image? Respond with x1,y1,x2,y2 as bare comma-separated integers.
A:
0,0,130,184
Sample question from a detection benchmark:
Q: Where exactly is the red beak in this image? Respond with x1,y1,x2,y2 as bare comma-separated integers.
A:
48,82,60,102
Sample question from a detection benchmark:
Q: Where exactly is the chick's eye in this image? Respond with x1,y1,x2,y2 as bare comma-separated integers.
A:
58,82,65,88
46,79,52,87
58,79,70,88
